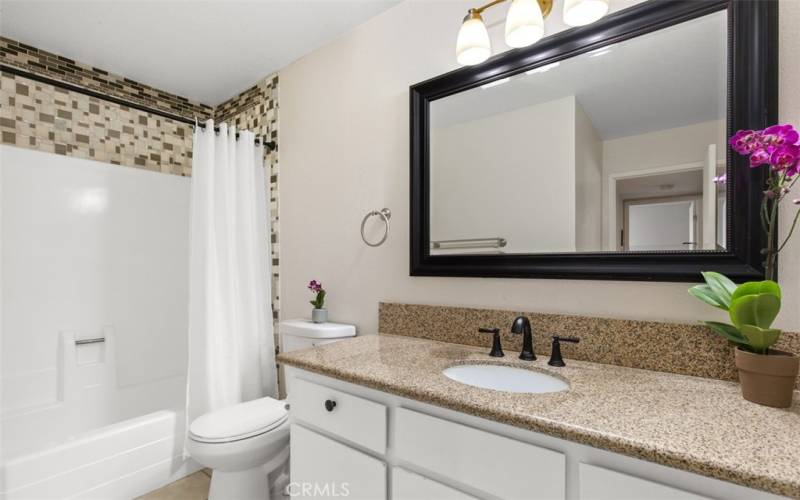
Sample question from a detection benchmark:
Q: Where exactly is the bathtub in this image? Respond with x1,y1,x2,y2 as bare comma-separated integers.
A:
1,147,196,498
0,333,200,499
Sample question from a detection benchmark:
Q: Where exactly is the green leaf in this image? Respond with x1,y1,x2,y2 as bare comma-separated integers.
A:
703,321,748,345
701,272,737,309
740,324,782,354
689,284,726,310
729,294,781,329
731,280,781,302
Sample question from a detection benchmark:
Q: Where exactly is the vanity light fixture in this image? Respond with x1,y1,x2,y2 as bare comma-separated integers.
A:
456,0,608,66
456,10,493,66
505,0,545,48
563,0,610,27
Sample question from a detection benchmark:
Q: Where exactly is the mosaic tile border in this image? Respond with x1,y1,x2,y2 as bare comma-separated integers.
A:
1,37,212,120
378,302,800,388
1,73,194,175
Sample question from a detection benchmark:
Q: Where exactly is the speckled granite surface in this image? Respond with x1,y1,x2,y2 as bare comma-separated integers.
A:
278,334,800,498
379,303,800,388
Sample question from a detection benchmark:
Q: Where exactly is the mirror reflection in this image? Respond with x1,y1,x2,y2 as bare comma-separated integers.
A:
429,10,727,255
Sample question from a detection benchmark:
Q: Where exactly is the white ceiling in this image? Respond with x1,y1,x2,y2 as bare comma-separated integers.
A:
0,0,400,105
431,10,727,140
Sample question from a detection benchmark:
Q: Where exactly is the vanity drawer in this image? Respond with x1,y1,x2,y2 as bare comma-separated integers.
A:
395,408,565,499
578,463,711,500
290,377,387,454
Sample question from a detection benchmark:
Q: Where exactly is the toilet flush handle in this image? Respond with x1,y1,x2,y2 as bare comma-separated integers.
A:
324,399,337,412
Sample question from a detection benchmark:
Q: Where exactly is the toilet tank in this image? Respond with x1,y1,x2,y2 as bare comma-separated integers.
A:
279,319,356,353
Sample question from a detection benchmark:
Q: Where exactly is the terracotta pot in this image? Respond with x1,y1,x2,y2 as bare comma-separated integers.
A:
735,347,799,408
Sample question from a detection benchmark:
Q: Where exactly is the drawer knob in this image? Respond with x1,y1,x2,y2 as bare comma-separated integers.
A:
324,399,337,412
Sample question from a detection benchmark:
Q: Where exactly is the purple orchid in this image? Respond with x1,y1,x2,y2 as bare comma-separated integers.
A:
770,144,800,176
749,147,771,167
761,124,799,147
729,129,763,155
730,123,800,280
308,280,326,309
713,173,727,185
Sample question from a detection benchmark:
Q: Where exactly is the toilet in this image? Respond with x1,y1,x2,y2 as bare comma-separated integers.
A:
186,320,356,500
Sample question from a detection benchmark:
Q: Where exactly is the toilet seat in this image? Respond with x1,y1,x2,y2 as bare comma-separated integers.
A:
189,397,288,444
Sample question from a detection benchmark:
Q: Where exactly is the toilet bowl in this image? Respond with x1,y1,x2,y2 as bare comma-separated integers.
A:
187,320,356,499
186,397,290,500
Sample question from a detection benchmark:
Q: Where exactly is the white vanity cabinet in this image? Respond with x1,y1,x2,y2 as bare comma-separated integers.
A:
286,367,785,500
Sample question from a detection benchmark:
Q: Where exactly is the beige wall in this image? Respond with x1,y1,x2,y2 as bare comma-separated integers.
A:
574,100,603,251
431,96,577,253
280,0,800,334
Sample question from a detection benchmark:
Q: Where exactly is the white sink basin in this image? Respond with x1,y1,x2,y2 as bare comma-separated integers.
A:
443,364,568,394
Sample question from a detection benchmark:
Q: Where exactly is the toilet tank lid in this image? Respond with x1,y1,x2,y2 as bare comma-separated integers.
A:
280,319,356,339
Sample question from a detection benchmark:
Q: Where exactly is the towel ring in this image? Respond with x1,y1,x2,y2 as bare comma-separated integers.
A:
361,208,391,247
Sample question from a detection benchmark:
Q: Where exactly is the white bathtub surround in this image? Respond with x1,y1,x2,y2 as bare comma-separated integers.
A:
187,120,277,426
0,146,196,498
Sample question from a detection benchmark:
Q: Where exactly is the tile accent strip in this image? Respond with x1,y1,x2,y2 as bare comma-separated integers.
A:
1,37,212,120
1,72,194,175
378,302,800,387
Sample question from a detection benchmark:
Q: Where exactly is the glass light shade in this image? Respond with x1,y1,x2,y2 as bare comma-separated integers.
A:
562,0,609,27
505,0,544,48
456,15,491,66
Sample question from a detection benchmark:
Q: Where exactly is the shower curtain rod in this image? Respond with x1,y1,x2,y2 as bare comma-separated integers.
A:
1,64,276,152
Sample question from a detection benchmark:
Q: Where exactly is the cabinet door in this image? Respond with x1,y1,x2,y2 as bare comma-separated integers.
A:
290,424,386,500
395,407,565,499
392,467,477,500
579,463,711,500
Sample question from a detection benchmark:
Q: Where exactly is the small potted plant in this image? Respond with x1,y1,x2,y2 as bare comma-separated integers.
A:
308,280,327,323
689,123,800,408
690,272,797,407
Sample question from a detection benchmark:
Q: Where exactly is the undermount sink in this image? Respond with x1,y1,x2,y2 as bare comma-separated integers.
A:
443,364,568,394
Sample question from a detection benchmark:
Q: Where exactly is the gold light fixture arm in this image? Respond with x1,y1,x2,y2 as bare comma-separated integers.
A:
468,0,552,19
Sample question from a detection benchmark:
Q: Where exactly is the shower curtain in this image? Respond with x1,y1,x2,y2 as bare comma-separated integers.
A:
186,120,277,424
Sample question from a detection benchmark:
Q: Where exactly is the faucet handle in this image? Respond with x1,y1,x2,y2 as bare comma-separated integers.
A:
555,336,580,344
479,327,504,358
548,336,580,367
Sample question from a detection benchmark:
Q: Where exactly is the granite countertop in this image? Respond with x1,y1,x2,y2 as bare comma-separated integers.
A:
278,334,800,498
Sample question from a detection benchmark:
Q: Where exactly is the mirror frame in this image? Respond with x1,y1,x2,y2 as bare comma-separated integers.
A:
410,0,777,282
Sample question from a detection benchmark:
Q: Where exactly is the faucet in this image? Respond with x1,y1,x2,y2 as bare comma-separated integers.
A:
548,336,580,366
510,316,535,360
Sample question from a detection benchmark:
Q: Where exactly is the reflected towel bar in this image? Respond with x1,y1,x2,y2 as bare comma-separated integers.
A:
75,337,105,345
431,238,507,250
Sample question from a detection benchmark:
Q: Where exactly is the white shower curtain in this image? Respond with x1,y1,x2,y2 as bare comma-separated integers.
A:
187,120,277,424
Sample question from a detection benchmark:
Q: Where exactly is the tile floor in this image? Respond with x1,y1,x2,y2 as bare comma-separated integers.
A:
136,470,210,500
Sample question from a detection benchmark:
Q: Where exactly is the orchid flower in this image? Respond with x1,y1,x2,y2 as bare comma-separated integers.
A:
730,123,800,280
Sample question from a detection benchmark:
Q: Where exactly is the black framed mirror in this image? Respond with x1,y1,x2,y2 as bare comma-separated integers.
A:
410,0,777,282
